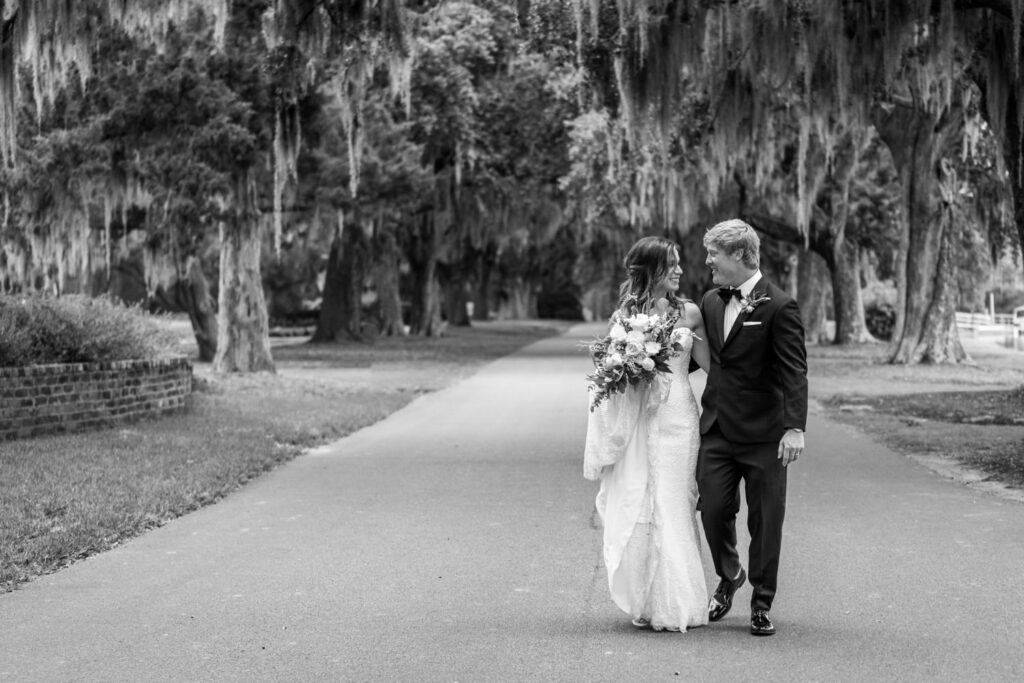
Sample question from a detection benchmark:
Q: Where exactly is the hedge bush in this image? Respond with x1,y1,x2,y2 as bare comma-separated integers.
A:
865,302,897,341
0,295,182,367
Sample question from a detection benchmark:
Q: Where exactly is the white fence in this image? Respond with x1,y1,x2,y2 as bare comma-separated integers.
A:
955,311,1019,334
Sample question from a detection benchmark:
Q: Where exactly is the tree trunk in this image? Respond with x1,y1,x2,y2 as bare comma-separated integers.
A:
410,264,443,335
782,251,799,299
995,76,1024,310
823,133,874,345
503,276,538,319
213,217,275,373
829,235,873,344
409,257,444,335
912,208,966,362
373,231,406,338
441,269,471,327
977,25,1024,325
109,253,147,305
743,211,869,344
407,213,444,336
796,249,832,344
472,246,495,321
874,103,967,364
312,224,365,343
180,256,218,362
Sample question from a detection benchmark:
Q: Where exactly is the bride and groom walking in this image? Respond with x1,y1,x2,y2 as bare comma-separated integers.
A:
584,218,809,636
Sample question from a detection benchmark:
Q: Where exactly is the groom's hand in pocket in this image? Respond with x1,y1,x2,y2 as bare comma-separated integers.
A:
778,429,804,466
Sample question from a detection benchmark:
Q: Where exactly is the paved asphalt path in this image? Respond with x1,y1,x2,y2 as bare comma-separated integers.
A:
2,323,1024,682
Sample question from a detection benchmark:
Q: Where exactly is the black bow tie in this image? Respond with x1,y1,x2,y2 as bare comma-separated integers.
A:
717,287,742,303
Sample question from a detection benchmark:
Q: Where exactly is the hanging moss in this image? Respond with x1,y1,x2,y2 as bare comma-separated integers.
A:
0,1,229,165
262,0,410,253
573,0,1024,241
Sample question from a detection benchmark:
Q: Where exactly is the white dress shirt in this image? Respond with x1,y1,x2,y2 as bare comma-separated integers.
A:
723,271,763,338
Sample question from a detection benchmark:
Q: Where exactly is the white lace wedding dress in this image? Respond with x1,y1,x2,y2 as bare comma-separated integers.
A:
584,334,708,632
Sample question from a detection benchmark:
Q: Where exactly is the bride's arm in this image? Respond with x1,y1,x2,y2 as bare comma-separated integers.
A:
682,302,709,373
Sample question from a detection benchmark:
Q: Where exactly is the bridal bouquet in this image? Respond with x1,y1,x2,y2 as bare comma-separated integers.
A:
585,311,697,411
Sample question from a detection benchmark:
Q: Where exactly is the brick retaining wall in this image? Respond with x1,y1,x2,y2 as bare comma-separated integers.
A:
0,357,193,441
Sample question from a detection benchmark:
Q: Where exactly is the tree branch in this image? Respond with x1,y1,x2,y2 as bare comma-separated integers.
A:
741,211,804,244
741,210,833,257
1,6,18,49
952,0,1013,19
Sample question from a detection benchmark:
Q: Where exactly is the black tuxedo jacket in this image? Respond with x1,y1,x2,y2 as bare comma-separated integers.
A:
697,277,808,443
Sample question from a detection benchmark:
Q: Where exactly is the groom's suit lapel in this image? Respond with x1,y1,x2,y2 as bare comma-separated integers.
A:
709,291,728,351
722,278,770,348
722,309,743,348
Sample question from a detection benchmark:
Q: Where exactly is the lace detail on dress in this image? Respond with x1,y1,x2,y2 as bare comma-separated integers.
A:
589,343,708,632
582,303,688,482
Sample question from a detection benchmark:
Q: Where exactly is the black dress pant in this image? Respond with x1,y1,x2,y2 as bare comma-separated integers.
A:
697,422,787,612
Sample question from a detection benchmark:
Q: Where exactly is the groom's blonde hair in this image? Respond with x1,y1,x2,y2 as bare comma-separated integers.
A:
703,219,760,268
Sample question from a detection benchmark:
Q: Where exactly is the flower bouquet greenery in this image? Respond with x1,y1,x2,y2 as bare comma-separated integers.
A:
585,311,697,411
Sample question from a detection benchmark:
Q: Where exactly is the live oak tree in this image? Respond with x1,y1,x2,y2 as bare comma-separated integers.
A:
9,0,1018,364
400,1,520,335
576,0,1024,364
0,13,243,363
342,0,573,336
283,0,569,341
212,0,407,366
0,0,406,371
445,8,577,325
307,90,429,341
267,0,411,341
103,15,261,365
2,0,580,355
0,1,231,162
1,4,282,371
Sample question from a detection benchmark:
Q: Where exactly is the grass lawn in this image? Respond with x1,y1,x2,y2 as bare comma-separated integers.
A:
810,339,1024,492
0,320,571,593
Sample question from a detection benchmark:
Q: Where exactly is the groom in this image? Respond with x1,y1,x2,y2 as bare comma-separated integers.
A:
693,219,808,636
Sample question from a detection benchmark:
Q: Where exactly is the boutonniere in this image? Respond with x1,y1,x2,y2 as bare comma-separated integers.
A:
739,294,771,314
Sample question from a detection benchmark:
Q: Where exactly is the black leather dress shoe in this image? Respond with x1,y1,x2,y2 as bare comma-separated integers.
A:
707,567,746,622
750,609,775,636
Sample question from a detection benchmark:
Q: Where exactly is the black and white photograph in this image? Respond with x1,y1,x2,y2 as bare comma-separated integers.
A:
2,1,1024,681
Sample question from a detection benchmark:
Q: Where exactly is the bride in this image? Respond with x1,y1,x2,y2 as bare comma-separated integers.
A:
584,236,710,632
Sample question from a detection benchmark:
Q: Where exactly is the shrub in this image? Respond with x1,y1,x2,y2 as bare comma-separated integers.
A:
865,302,897,341
991,287,1024,314
0,295,182,367
537,290,584,320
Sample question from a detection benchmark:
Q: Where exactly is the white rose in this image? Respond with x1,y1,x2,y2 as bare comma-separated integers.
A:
644,340,662,355
640,357,656,371
627,313,650,331
625,341,645,358
609,352,624,366
625,329,646,345
609,323,627,341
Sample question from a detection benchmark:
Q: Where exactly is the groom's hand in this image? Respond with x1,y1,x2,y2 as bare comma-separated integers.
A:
778,429,804,466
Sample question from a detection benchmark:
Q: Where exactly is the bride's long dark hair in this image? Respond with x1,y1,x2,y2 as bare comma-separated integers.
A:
618,236,683,314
